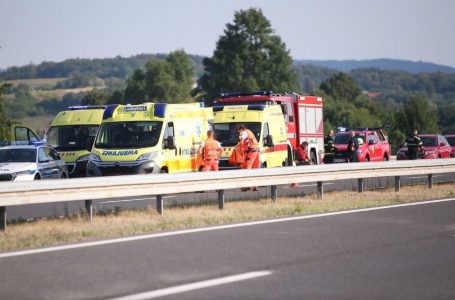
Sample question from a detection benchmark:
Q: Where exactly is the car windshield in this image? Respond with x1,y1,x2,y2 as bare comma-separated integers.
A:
213,122,261,147
420,137,438,147
334,133,365,144
46,125,99,151
0,149,36,163
445,136,455,146
95,121,163,149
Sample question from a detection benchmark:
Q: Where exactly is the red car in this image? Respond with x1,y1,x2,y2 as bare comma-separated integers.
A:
396,134,452,160
444,135,455,157
332,128,391,162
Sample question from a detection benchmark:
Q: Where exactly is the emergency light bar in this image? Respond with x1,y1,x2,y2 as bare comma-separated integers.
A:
218,91,273,99
68,105,107,110
0,140,45,147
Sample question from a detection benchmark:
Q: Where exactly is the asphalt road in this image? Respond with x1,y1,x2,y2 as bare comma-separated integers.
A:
1,198,454,299
6,172,455,221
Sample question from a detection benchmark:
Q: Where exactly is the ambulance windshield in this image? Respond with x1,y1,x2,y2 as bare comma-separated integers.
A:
46,125,99,151
213,122,261,147
95,121,163,149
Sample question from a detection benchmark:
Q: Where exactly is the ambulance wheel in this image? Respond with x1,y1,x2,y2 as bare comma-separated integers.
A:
160,168,168,174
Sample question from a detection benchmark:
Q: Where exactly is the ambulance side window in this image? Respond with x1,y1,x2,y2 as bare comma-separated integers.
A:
263,123,270,140
163,122,176,149
164,122,175,139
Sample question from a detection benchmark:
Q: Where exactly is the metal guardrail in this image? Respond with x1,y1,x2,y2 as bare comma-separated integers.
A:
1,159,455,231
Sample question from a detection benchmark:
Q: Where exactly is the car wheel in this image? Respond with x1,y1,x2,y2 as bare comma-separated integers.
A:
383,155,389,161
34,174,41,180
61,173,67,179
365,156,370,162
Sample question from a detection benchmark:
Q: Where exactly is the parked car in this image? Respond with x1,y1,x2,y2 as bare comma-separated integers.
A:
0,144,68,181
396,134,452,160
332,128,391,162
444,134,455,157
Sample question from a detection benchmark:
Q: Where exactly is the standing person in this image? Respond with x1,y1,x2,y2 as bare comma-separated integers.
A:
199,130,224,171
324,129,335,164
405,129,423,160
237,125,260,191
347,131,359,162
295,141,313,165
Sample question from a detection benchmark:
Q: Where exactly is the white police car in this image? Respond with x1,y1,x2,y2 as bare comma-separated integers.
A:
0,144,68,181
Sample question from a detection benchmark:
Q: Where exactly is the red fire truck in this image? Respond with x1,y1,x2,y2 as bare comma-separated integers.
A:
215,91,324,165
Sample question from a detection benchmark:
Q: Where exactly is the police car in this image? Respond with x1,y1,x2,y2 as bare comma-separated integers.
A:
0,143,68,182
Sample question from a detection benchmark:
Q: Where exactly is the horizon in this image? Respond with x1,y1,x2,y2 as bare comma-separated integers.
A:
1,0,455,69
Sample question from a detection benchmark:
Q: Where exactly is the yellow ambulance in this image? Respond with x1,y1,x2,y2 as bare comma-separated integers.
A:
45,106,105,177
86,103,213,176
212,103,288,169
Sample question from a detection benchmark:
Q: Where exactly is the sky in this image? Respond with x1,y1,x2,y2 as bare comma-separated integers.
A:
1,0,455,69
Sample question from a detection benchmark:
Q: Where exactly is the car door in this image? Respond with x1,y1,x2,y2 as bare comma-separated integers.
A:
162,122,177,172
439,136,451,158
38,147,61,179
47,147,66,178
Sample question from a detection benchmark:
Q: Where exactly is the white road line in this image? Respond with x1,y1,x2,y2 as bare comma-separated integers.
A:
108,271,272,300
1,197,454,259
99,196,175,204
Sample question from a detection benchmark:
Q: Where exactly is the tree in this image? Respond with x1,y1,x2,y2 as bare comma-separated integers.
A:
123,50,195,104
393,95,438,135
318,73,384,133
198,8,297,105
0,82,13,140
81,89,109,106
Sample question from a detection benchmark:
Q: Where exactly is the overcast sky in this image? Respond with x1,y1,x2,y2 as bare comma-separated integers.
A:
1,0,454,69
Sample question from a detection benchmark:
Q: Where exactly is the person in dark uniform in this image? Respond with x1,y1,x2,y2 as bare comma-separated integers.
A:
405,129,423,160
347,131,359,162
324,129,335,164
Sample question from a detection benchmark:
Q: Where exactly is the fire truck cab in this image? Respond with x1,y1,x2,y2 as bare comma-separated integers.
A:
215,91,324,165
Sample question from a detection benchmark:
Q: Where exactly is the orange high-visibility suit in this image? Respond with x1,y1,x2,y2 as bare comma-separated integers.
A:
201,137,224,171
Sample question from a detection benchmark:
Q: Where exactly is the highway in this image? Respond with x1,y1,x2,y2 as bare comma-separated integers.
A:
6,172,455,221
0,198,454,299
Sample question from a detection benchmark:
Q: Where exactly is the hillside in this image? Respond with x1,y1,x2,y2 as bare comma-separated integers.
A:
298,59,455,74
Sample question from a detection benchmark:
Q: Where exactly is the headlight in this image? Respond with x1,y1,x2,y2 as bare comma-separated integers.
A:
89,153,102,162
76,154,91,162
13,170,35,176
137,151,158,161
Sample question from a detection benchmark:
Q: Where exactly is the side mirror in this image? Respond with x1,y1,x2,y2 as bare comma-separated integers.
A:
164,136,176,149
264,135,274,148
86,137,95,152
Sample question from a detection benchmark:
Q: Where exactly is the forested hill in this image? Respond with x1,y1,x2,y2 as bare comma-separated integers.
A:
298,59,455,74
1,56,455,81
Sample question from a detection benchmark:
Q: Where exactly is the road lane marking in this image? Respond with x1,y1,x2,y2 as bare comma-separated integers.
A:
107,271,272,300
99,196,175,204
1,197,455,259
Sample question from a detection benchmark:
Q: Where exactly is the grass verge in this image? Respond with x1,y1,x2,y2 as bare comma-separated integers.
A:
1,183,454,252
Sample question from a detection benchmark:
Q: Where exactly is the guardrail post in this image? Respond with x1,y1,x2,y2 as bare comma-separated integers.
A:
157,195,164,215
317,181,323,199
395,176,401,192
85,200,93,222
427,174,433,189
0,207,6,231
218,190,225,210
271,185,277,202
358,178,364,193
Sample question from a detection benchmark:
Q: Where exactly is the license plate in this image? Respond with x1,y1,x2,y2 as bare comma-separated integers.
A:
334,158,346,163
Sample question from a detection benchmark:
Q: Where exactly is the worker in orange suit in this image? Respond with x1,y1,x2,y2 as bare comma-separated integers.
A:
199,130,224,171
236,125,260,191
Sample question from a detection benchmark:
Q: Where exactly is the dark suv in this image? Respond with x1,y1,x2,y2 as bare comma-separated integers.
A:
332,128,391,162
